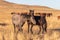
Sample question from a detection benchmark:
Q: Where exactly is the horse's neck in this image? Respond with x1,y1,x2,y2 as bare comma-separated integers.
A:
31,15,34,18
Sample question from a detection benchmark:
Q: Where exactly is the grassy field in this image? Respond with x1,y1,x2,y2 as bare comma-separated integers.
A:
0,21,60,40
0,0,60,40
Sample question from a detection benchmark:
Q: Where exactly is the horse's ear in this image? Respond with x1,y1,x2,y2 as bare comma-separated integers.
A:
29,10,34,12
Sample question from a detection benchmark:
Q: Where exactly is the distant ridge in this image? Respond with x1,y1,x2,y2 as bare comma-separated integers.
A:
0,0,57,11
0,0,60,14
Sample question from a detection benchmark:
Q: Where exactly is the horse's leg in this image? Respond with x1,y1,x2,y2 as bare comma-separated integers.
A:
41,24,45,34
37,25,41,34
19,22,25,32
13,24,18,40
30,23,33,34
42,23,47,34
13,23,16,32
44,23,47,32
28,23,30,33
14,32,18,40
27,20,30,33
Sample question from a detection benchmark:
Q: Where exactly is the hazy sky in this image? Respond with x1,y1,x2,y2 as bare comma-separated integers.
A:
5,0,60,10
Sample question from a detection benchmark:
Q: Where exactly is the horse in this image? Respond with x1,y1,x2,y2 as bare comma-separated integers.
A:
11,12,27,40
27,10,36,33
28,10,42,34
38,13,47,34
11,12,27,33
30,16,42,34
30,13,47,34
39,13,52,33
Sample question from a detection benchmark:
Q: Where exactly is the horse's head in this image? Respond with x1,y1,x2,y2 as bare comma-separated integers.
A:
29,10,34,16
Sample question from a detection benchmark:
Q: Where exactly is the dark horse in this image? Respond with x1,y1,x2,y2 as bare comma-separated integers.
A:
39,13,47,33
30,13,47,34
27,10,41,34
39,13,52,33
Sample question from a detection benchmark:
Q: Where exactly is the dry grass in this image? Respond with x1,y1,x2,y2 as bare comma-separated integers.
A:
0,0,60,40
0,25,60,40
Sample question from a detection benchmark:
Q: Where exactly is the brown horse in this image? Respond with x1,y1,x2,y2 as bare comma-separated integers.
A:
38,13,52,34
11,13,26,33
39,13,47,33
11,12,27,40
